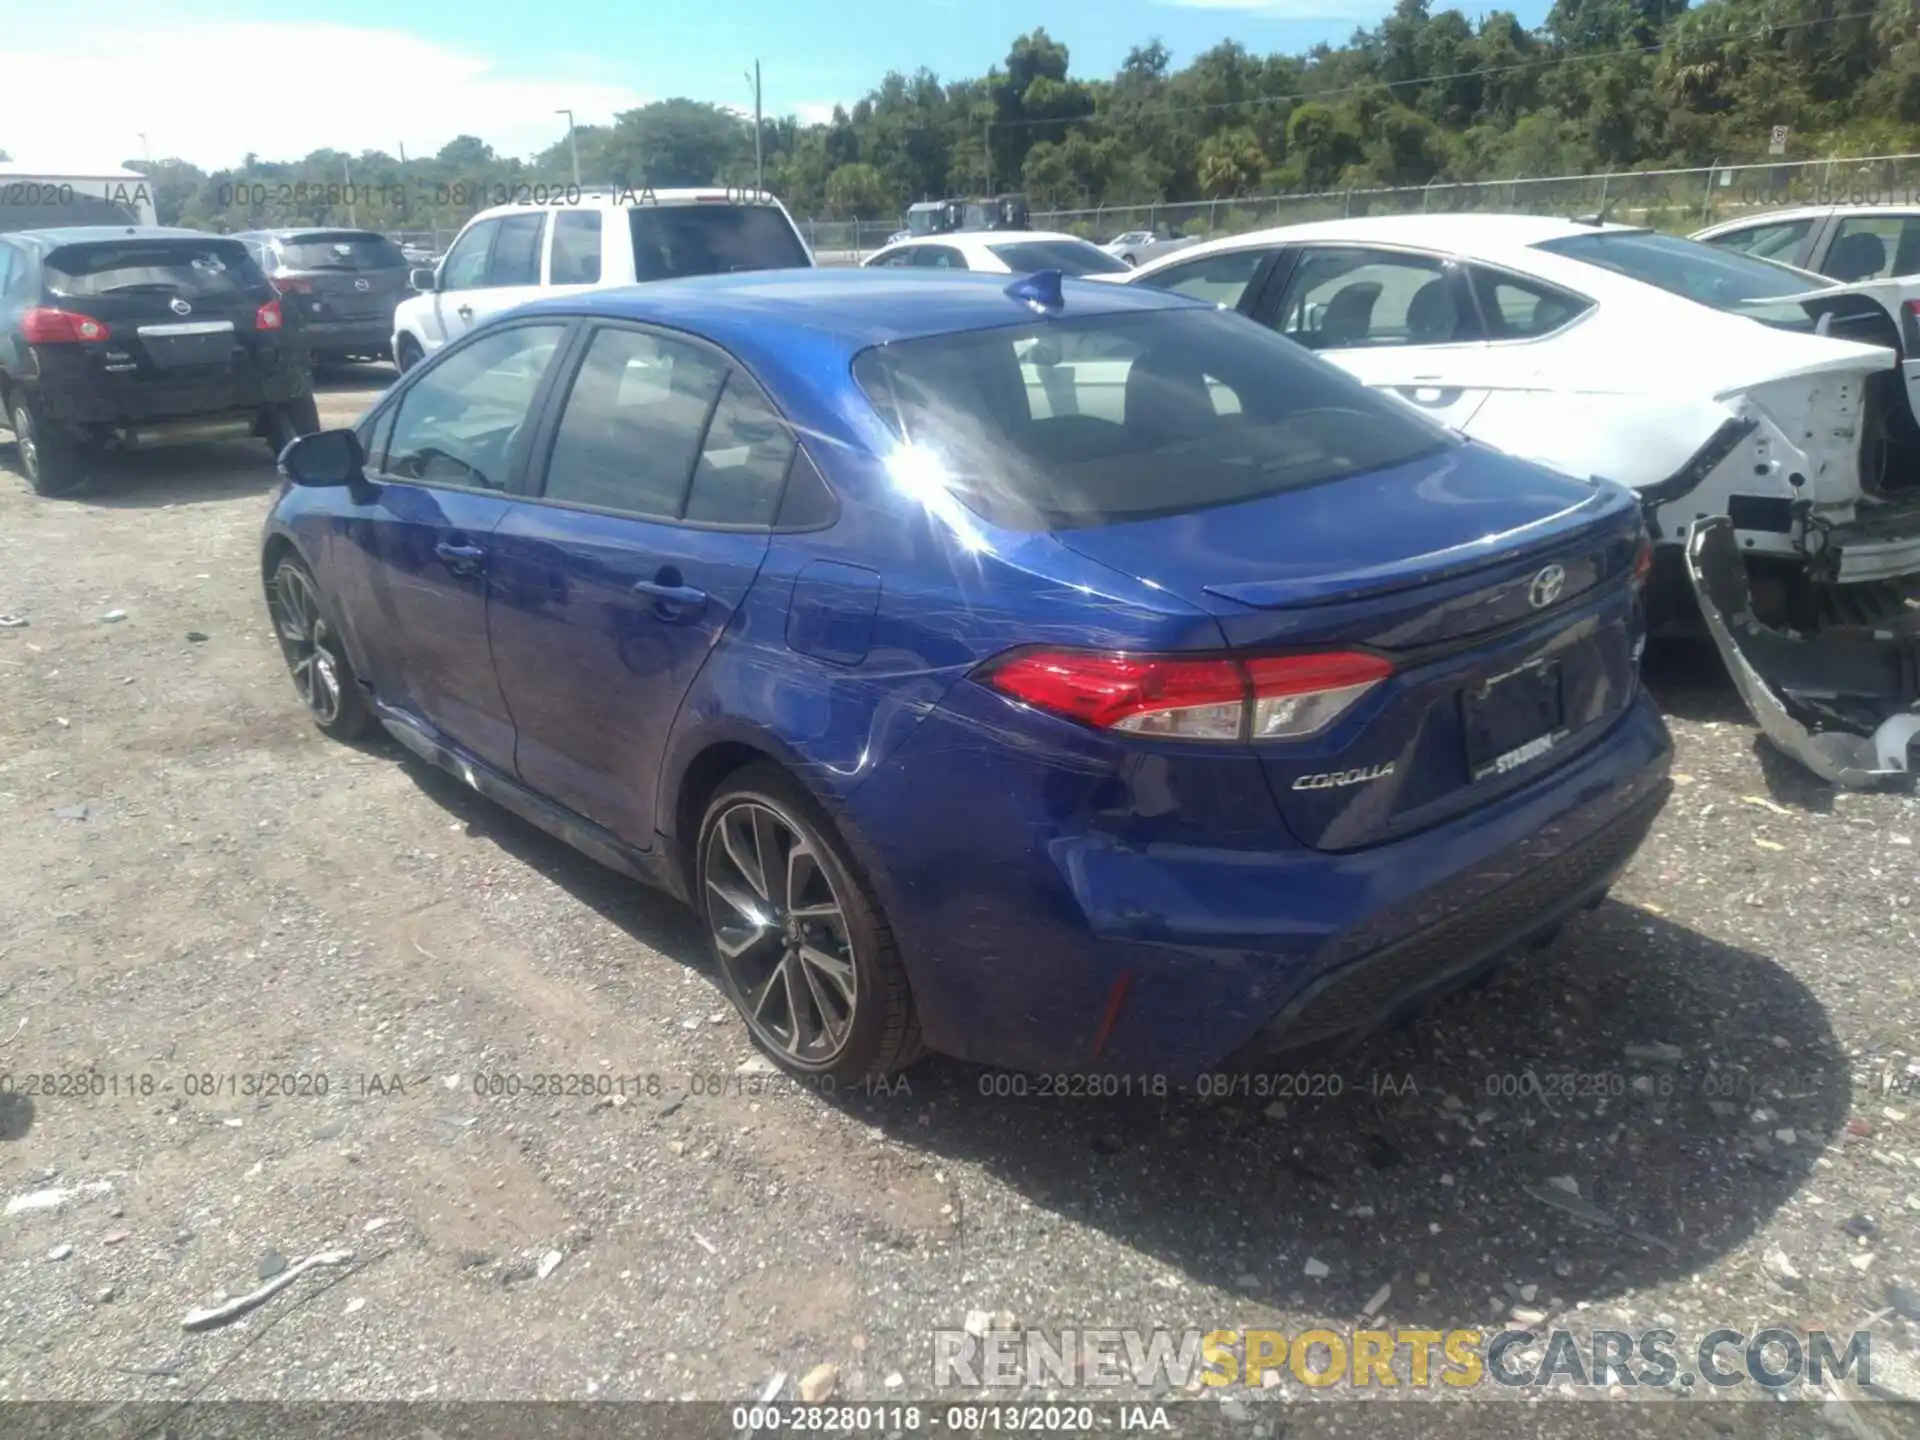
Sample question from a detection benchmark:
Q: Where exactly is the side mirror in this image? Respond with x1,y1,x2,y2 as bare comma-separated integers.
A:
279,428,366,486
410,266,438,292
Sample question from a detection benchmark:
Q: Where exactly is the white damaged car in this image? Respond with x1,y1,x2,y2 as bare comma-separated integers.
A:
1121,214,1920,783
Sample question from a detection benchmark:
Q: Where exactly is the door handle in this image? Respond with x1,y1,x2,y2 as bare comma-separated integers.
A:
455,305,473,321
632,578,708,610
435,541,486,575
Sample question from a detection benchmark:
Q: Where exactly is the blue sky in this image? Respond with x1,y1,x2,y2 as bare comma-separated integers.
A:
1,0,1554,170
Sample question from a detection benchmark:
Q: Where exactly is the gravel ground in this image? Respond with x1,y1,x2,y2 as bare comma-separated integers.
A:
0,372,1917,1435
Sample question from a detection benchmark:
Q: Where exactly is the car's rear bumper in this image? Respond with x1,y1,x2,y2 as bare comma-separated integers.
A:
29,363,311,429
843,685,1672,1082
303,318,394,353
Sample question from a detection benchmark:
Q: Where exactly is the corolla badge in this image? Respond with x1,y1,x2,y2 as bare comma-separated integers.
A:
169,297,192,316
1528,563,1567,609
1292,762,1395,791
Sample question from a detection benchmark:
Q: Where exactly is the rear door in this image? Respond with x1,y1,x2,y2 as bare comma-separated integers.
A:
1254,245,1495,431
36,236,294,394
485,322,785,847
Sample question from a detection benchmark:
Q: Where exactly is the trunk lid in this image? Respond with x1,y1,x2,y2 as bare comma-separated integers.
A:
1054,444,1648,850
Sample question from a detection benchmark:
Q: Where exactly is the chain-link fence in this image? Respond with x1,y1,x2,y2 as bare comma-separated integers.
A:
1024,152,1920,245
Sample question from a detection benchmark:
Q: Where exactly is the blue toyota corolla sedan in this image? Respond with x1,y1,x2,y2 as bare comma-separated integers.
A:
262,267,1672,1085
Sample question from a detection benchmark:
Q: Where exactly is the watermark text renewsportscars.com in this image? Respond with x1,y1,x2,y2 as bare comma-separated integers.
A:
932,1325,1875,1393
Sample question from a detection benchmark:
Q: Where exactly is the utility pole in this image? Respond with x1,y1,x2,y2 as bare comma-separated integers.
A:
137,132,151,165
556,109,580,188
744,63,763,194
343,154,357,226
982,119,992,196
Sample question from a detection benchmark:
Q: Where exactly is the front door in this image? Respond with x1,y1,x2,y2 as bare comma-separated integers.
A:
486,323,791,847
425,213,550,353
328,319,571,771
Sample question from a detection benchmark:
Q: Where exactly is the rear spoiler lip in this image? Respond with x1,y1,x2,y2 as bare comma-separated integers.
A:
1683,516,1920,788
1202,483,1633,611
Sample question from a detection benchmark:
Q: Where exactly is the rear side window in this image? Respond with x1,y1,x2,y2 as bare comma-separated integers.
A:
853,306,1455,532
1467,267,1593,339
541,327,727,517
44,239,265,298
273,232,406,271
986,240,1130,275
627,204,809,281
550,211,603,284
684,374,797,526
486,214,546,287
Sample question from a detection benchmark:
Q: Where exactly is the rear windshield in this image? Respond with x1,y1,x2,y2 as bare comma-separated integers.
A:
44,239,264,298
274,232,406,271
853,306,1455,531
628,205,810,281
987,239,1131,275
1533,230,1833,311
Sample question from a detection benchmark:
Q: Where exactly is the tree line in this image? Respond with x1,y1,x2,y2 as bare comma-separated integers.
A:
20,0,1920,235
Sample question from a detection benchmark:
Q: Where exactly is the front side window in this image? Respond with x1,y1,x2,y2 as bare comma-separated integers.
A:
1276,248,1474,350
380,323,566,491
1702,218,1815,265
853,306,1455,531
1825,215,1920,282
486,214,546,287
550,211,603,285
541,327,728,517
438,220,499,291
1132,248,1268,310
1534,229,1831,310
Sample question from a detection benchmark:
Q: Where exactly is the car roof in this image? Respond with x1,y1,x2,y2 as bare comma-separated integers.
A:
234,227,389,240
1697,203,1920,232
882,230,1086,249
468,187,792,224
516,266,1202,357
1144,212,1646,268
0,225,239,249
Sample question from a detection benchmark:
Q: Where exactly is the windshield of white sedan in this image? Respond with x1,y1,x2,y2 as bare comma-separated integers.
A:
988,239,1130,274
854,307,1455,531
1535,230,1833,311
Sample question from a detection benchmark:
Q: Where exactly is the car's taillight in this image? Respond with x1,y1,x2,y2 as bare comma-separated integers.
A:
272,275,313,294
255,298,284,330
1631,532,1654,590
979,648,1391,742
21,307,110,343
1904,299,1920,322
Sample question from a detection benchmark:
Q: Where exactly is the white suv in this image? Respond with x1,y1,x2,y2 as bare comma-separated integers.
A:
392,188,814,369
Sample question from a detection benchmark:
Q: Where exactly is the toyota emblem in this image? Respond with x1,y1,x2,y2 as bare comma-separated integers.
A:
1528,563,1567,609
169,297,192,316
353,278,371,292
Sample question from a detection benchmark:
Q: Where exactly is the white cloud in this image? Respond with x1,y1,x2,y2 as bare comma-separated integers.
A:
791,102,848,127
0,23,648,172
1156,0,1384,18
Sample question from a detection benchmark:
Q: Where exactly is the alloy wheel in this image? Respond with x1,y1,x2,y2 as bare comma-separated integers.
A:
702,799,858,1066
269,567,344,725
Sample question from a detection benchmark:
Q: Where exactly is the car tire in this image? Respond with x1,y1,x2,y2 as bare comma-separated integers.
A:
697,763,922,1084
266,553,375,741
265,394,322,461
8,393,87,497
394,335,423,373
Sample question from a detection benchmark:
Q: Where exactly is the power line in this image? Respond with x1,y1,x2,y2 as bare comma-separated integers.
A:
982,6,1883,132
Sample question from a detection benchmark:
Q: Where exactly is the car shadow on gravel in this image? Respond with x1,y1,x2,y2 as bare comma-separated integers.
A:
1641,638,1752,725
839,902,1847,1327
0,439,284,508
